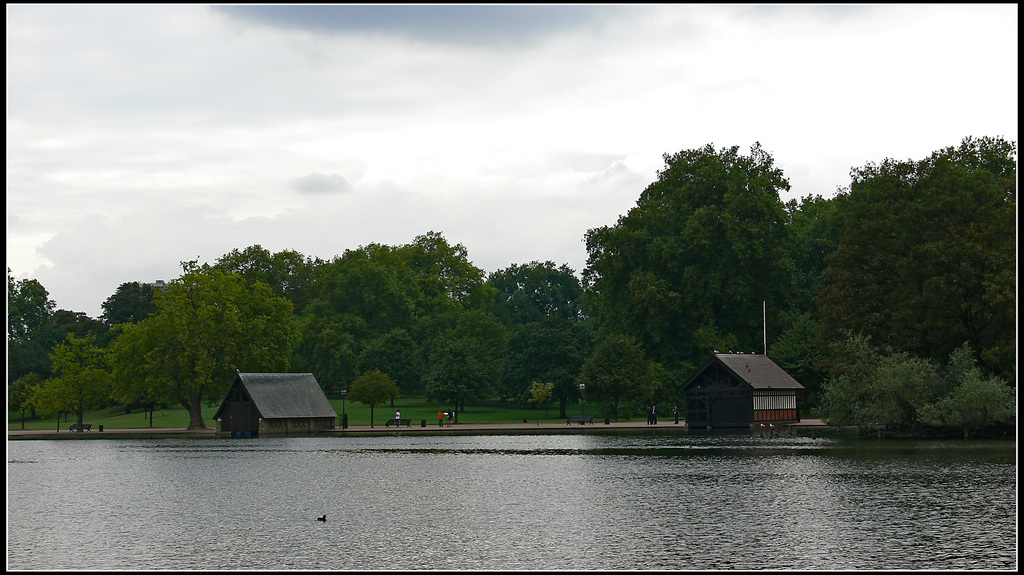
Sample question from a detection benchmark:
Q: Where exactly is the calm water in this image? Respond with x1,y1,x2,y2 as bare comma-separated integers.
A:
6,434,1017,570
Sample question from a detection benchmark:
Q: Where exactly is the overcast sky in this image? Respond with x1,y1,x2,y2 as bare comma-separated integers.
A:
7,4,1018,319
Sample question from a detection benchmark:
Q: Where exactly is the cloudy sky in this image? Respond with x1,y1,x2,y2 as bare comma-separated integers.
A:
7,4,1018,319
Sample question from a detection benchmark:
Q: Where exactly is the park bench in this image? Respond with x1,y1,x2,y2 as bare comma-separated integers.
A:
385,418,412,428
69,423,92,431
566,415,594,425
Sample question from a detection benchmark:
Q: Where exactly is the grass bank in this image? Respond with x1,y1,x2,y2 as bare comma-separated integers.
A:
8,396,632,431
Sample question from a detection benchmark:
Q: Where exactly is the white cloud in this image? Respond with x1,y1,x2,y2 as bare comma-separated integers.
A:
292,172,353,195
6,4,1018,317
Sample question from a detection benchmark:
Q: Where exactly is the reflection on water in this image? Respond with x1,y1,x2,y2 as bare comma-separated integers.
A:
7,435,1016,570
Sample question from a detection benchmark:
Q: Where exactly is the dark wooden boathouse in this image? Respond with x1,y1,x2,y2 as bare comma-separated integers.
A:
214,372,337,437
681,353,804,429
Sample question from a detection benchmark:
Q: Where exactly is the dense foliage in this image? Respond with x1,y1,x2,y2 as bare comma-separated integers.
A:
584,143,794,374
8,137,1015,436
822,337,1014,437
817,136,1016,383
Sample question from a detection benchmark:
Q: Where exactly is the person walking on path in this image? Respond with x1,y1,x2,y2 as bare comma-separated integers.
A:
395,410,401,425
673,405,679,424
438,411,445,427
447,410,454,426
652,404,658,424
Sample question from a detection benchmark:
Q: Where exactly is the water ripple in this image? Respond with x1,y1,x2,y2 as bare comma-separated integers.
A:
7,436,1016,570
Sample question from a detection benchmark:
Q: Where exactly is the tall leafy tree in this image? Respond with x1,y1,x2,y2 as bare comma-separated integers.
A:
782,194,846,315
584,143,792,371
293,243,419,394
820,334,942,433
528,381,555,424
35,334,111,431
100,281,157,327
7,269,56,382
501,318,592,416
110,261,297,429
314,246,418,336
488,261,585,324
7,268,55,342
216,245,322,314
43,309,110,348
919,345,1015,438
291,303,363,395
399,231,492,315
422,309,506,412
358,328,422,395
348,369,399,428
108,321,176,426
575,333,648,419
8,373,43,429
765,193,847,412
817,136,1016,382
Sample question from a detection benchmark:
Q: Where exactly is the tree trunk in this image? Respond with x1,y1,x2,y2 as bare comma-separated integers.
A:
187,394,207,430
76,407,85,432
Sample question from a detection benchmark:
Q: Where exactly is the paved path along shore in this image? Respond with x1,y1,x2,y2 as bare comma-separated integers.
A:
8,418,828,440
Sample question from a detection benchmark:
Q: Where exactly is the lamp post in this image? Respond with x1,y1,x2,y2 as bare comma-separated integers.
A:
340,389,348,429
579,383,586,417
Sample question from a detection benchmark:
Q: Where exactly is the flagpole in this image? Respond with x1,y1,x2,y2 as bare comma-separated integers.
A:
763,300,767,355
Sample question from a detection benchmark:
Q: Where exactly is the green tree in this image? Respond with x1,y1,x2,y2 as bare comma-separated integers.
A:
7,339,51,387
315,247,418,336
110,261,297,429
31,376,75,430
7,268,55,342
100,281,157,327
216,245,322,314
358,328,422,395
292,243,421,395
400,231,492,315
821,334,943,433
576,333,648,419
584,143,792,371
422,309,506,412
919,345,1015,438
108,321,175,426
43,309,109,348
291,302,363,395
41,334,111,431
488,261,589,414
781,194,846,315
817,136,1016,382
766,311,829,413
488,261,584,324
7,269,56,383
528,381,554,424
501,318,592,417
8,372,43,429
348,369,399,428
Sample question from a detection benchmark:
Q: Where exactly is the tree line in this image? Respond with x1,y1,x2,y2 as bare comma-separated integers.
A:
8,136,1015,437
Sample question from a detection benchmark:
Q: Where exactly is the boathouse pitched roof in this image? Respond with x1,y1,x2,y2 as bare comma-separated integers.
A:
216,372,337,420
683,353,805,391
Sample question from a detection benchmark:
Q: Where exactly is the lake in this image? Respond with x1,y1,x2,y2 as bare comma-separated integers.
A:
6,433,1017,570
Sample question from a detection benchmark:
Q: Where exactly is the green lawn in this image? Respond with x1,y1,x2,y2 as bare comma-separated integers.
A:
8,396,624,430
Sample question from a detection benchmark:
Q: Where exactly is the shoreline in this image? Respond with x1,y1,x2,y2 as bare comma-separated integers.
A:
8,418,831,440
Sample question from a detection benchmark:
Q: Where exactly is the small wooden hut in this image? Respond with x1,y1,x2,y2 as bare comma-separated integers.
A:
680,353,804,429
214,372,337,436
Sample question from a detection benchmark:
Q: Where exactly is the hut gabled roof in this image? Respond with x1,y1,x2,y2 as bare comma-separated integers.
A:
217,372,337,420
683,353,804,391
